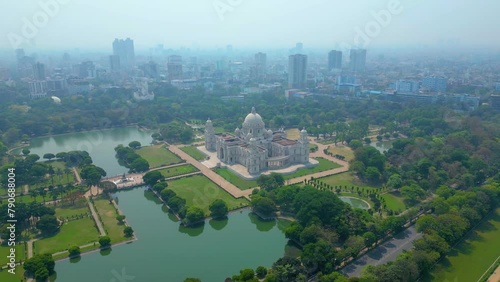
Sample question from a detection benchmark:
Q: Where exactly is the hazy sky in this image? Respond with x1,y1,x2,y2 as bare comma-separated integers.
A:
2,0,499,51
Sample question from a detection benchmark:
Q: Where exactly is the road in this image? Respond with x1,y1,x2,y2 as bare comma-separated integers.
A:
341,226,423,278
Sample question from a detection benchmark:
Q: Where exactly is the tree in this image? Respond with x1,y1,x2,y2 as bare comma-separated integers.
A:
36,215,59,235
80,165,106,187
124,226,134,237
116,215,126,224
364,166,381,183
68,245,81,257
185,206,205,225
363,231,378,247
387,174,402,190
256,173,284,190
256,266,268,279
251,196,276,218
22,148,31,155
401,184,426,205
209,199,229,219
160,188,177,202
99,236,111,247
143,170,165,187
128,141,142,149
23,254,55,279
130,157,150,172
363,137,372,144
43,153,56,161
349,140,363,150
153,181,168,193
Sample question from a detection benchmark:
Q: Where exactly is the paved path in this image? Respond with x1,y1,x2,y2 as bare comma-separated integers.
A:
86,197,106,236
488,264,500,282
73,167,82,183
169,145,254,199
341,226,423,278
287,139,350,184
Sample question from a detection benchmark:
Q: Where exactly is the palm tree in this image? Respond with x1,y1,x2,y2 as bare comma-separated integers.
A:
64,167,72,183
37,187,47,203
30,190,39,202
55,167,63,183
47,165,55,186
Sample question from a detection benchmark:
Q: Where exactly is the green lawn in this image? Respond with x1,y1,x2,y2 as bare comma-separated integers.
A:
44,160,67,170
34,217,99,255
157,164,199,178
167,175,249,216
214,168,258,190
137,144,182,168
55,198,89,219
30,173,76,190
283,158,342,180
319,172,379,192
0,266,25,282
181,146,207,161
327,145,355,162
381,192,406,212
93,198,127,243
0,244,26,265
424,208,500,282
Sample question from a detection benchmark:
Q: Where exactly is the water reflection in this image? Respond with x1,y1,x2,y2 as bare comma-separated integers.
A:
209,217,228,231
69,256,81,264
143,190,162,205
178,222,205,237
248,212,276,232
99,248,112,256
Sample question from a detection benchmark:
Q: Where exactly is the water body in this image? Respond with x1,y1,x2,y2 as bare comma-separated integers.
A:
54,188,292,282
369,140,394,153
340,196,370,210
13,127,154,176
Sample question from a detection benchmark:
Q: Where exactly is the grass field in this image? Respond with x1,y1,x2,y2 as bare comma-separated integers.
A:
0,244,26,265
424,208,500,282
157,164,199,178
214,168,259,190
137,144,182,168
327,145,355,162
0,266,25,281
34,217,99,255
167,175,249,216
93,198,127,243
31,173,76,190
381,192,406,212
181,146,206,161
55,199,89,219
283,158,341,180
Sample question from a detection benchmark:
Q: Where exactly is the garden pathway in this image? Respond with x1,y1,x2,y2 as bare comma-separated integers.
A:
86,197,106,236
169,145,254,200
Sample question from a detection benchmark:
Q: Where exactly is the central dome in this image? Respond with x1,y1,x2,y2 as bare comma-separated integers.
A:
243,107,265,128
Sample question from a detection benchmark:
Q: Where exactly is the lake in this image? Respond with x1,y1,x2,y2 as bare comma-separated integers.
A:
53,188,293,282
14,127,154,176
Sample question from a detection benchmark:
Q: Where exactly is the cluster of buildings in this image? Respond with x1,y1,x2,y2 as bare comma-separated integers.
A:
7,39,495,111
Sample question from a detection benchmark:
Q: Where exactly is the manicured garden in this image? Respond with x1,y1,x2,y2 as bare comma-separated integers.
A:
54,198,89,219
93,197,127,243
157,164,199,178
214,168,259,190
283,158,341,180
136,145,182,168
34,217,99,255
327,145,355,162
0,244,26,265
381,192,406,212
167,175,249,216
181,146,206,161
424,208,500,282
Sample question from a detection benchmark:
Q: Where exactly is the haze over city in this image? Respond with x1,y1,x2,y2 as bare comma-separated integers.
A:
1,0,500,52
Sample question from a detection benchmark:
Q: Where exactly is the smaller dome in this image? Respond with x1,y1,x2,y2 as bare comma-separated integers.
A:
206,118,212,123
235,128,240,132
250,137,256,142
301,127,307,134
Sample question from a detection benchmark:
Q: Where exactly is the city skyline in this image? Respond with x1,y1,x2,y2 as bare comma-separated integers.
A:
2,0,500,51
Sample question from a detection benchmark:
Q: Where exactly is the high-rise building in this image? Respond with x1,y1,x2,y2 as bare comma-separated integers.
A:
112,38,135,69
140,61,159,79
328,50,342,70
396,80,419,93
349,49,367,72
254,52,267,81
295,42,303,54
168,55,183,81
422,76,448,92
109,55,121,72
32,62,46,80
288,54,307,89
29,81,48,99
